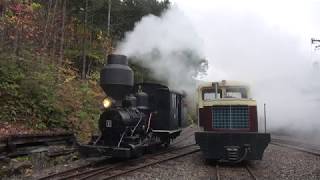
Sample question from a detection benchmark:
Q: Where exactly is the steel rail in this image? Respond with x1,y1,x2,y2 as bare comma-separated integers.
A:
38,141,196,180
77,144,198,180
100,145,200,180
37,157,111,180
245,164,258,180
214,163,257,180
38,164,92,180
216,164,221,180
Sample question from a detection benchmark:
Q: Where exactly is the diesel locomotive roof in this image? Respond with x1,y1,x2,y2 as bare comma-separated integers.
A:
198,80,250,89
196,80,255,107
134,82,185,96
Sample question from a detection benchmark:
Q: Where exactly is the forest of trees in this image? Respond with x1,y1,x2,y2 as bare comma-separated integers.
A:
0,0,170,137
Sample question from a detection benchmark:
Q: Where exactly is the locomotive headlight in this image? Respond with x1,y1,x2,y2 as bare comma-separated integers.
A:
102,98,112,108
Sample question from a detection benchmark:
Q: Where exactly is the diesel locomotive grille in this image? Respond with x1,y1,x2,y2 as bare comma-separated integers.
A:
212,106,249,129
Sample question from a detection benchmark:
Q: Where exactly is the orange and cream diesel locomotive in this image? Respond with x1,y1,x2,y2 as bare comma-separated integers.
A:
195,80,270,162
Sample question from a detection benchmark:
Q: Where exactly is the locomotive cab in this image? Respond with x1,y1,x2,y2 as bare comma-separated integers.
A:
195,80,270,162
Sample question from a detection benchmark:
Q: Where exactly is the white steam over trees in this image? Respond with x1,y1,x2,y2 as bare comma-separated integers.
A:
116,6,208,94
173,0,320,142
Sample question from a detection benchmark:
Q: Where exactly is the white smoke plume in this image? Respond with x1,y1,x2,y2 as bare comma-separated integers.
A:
116,0,320,143
172,0,320,143
116,6,207,99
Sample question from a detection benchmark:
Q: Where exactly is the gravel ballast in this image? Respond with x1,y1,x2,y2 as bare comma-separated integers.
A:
5,126,320,180
117,131,320,180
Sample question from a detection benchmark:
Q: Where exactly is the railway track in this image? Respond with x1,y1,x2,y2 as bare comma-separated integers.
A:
171,126,196,146
271,137,320,156
97,144,199,180
245,164,258,180
0,133,75,158
38,144,199,180
215,164,220,180
215,163,258,180
37,156,112,180
211,136,320,180
38,126,198,180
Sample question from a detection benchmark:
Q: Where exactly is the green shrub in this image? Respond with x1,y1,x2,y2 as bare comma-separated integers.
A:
0,56,67,128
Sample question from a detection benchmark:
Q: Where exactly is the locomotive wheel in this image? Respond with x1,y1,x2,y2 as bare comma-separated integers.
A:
146,144,158,153
164,142,169,148
128,144,144,158
160,137,170,148
132,150,143,158
162,138,170,148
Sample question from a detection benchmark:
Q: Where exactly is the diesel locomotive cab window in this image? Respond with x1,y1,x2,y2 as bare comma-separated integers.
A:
225,87,248,99
202,88,222,101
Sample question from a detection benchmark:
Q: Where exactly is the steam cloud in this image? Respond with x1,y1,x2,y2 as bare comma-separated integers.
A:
175,0,320,142
117,1,320,143
116,6,207,100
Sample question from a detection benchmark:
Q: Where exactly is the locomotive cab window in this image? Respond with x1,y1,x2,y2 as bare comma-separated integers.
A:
224,87,248,99
202,88,222,101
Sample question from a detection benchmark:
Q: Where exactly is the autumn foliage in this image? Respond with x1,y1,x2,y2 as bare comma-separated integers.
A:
0,0,170,138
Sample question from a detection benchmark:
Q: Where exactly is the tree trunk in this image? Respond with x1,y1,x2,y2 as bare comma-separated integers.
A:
50,0,59,60
58,0,66,66
13,19,21,57
0,0,6,17
42,0,52,52
81,0,88,79
0,0,5,46
86,59,92,77
85,17,93,78
13,26,20,56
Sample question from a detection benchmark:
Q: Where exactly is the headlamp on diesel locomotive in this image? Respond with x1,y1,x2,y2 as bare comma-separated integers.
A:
102,97,112,108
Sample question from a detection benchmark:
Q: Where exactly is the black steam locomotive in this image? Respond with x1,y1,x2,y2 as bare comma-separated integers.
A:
80,54,187,158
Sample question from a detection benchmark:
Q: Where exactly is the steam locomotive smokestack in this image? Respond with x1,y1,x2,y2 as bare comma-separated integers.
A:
100,54,134,101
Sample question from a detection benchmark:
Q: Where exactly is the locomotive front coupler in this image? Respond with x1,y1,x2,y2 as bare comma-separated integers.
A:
220,144,251,164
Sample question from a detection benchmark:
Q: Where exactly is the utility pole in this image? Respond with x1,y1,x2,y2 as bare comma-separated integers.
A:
264,103,267,133
105,0,112,64
107,0,111,36
311,38,320,50
311,38,320,72
82,0,88,79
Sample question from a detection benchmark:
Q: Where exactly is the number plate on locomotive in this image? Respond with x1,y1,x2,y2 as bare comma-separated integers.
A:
106,120,112,127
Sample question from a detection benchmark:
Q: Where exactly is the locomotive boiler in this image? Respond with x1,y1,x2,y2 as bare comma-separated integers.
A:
195,80,270,163
80,54,187,158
